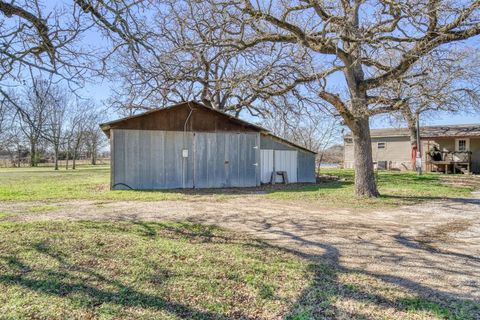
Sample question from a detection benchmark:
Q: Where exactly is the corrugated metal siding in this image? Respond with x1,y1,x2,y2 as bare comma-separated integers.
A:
112,129,259,189
224,133,259,187
260,135,315,183
298,151,316,182
260,150,273,183
274,150,298,183
112,129,194,189
193,132,258,188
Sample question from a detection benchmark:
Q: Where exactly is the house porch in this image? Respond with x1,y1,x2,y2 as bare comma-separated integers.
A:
422,137,480,174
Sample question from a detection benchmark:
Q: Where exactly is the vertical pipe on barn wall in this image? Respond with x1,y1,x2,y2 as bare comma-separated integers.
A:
182,103,194,188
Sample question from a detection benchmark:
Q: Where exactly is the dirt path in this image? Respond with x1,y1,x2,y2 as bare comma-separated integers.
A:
2,194,480,304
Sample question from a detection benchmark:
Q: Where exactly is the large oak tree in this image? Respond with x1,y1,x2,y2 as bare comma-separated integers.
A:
199,0,480,196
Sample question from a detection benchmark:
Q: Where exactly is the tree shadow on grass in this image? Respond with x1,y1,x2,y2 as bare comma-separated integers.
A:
1,220,478,319
140,220,480,319
0,225,259,320
257,229,480,320
379,194,480,207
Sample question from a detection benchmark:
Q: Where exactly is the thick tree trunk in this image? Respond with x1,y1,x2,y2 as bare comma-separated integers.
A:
351,117,380,197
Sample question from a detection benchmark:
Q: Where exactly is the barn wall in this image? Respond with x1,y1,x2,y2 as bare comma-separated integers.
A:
298,151,316,182
260,134,316,183
260,135,295,150
112,129,259,189
194,132,260,188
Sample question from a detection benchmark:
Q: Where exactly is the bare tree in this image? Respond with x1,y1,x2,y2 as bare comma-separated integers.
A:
42,84,68,170
103,0,307,118
63,100,88,169
185,0,480,197
83,111,106,166
262,101,340,172
389,48,480,164
16,77,54,166
68,102,91,170
0,91,16,153
0,1,97,110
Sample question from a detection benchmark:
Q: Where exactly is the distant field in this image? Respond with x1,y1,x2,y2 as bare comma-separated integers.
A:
0,165,477,207
0,158,110,168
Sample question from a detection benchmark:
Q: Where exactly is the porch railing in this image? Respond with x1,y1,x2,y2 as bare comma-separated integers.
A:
427,150,472,163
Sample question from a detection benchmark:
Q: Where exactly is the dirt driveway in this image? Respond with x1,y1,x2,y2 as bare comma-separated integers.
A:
2,193,480,309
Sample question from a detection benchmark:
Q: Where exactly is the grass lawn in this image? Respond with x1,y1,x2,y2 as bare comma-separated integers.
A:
0,221,308,319
0,165,477,208
0,165,190,202
267,169,480,207
0,221,475,320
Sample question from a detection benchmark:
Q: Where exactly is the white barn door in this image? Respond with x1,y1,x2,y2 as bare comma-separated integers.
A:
260,150,274,183
260,149,298,183
274,150,298,183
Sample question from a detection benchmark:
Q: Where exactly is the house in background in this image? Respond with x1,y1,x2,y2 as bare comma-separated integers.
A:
100,101,316,190
343,124,480,174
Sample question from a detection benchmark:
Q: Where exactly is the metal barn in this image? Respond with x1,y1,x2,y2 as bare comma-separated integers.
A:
100,101,316,190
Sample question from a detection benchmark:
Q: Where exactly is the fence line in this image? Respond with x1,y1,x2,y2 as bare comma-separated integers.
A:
0,158,110,168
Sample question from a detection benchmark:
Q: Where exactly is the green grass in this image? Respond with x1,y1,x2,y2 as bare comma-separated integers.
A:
0,165,189,202
0,166,477,207
0,221,309,319
267,169,478,208
0,220,475,319
27,204,61,213
0,211,11,219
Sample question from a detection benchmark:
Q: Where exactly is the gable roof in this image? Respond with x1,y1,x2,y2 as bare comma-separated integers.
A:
100,101,266,134
100,101,317,154
344,124,480,139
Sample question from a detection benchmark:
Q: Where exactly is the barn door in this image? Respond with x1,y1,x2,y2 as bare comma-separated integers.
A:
260,150,274,183
193,132,226,188
274,150,298,183
224,133,258,187
194,132,258,188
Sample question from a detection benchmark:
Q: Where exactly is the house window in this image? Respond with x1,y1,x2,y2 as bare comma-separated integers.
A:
456,139,469,152
378,142,386,149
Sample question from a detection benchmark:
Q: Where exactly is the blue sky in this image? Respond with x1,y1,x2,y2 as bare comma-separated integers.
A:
65,1,480,129
82,69,480,129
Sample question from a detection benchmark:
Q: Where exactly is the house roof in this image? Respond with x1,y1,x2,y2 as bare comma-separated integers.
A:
344,124,480,139
100,101,317,154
